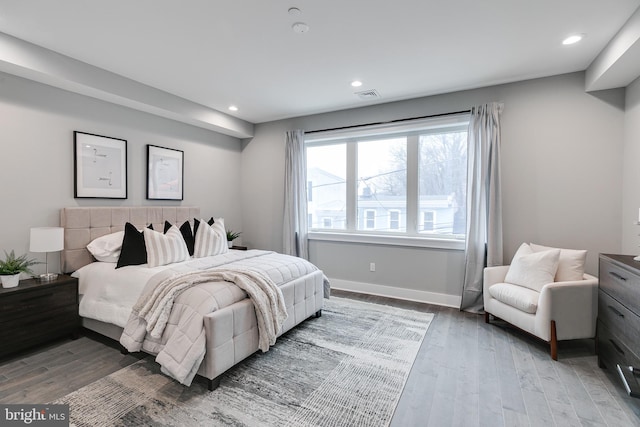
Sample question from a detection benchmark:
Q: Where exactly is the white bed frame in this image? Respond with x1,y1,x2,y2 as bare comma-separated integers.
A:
60,206,325,390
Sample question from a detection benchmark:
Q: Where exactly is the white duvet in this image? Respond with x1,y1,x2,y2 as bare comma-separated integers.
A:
72,249,325,328
73,261,181,328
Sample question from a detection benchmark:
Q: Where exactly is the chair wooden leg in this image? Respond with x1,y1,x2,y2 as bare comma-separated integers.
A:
484,311,490,323
550,320,558,361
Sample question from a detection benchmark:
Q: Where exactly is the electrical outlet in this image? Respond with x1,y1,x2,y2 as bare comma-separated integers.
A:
369,262,376,272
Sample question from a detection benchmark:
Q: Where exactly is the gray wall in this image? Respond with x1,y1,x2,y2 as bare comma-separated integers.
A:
0,72,243,276
241,72,624,302
622,76,640,255
0,69,628,302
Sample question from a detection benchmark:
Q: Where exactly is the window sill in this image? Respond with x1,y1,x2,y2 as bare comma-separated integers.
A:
307,231,465,250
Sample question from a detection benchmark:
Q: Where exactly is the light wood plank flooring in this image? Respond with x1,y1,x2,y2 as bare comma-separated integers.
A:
1,290,639,426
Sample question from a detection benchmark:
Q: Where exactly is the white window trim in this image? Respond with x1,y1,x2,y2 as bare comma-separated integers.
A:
306,113,469,249
308,231,465,250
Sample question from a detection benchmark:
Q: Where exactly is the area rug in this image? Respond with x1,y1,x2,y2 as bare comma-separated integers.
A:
54,296,433,427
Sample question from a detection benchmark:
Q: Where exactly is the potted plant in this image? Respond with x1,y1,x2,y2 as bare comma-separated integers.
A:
0,250,41,288
226,230,242,248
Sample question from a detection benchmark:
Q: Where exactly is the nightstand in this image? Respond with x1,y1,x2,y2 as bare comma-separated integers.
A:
0,275,80,359
231,245,248,250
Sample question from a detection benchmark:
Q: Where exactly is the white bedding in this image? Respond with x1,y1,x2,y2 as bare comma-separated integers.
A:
73,249,324,328
73,261,168,327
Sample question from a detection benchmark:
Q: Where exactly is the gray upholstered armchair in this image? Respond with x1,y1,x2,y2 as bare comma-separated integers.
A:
483,243,598,360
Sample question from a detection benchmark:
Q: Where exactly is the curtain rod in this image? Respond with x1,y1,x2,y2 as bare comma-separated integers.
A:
304,109,471,135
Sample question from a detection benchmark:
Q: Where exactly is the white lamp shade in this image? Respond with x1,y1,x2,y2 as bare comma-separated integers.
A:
30,227,64,252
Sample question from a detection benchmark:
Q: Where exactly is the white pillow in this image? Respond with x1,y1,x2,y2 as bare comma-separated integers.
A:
86,231,125,263
193,218,229,258
504,243,560,292
530,243,586,282
144,225,189,268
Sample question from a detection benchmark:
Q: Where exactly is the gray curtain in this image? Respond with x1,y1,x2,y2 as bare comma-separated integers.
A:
460,103,503,313
283,130,309,260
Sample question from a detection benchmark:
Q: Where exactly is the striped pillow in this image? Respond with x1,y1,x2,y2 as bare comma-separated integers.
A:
144,225,189,268
193,218,229,258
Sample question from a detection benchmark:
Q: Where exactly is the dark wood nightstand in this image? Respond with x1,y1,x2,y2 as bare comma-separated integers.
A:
0,275,80,359
231,245,248,250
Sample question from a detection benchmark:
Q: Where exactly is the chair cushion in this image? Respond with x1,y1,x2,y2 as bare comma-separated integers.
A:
530,243,587,282
488,282,540,314
504,243,560,292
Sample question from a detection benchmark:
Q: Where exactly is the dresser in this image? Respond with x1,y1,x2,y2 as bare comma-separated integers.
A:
0,275,80,359
598,254,640,398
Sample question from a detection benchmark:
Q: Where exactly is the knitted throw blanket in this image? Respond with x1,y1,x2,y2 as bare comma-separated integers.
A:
121,267,287,385
134,267,287,351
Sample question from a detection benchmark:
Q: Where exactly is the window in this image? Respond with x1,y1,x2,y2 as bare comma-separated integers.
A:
306,113,468,244
358,137,406,232
306,143,346,230
364,209,376,229
418,130,467,235
389,210,400,230
421,211,435,231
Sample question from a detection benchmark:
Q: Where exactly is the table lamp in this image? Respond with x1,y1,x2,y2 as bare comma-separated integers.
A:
29,227,64,281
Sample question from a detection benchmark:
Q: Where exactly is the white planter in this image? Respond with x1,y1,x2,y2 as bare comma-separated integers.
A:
227,241,233,249
1,273,21,288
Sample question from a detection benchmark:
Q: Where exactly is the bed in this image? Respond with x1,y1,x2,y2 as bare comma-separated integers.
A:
60,206,327,390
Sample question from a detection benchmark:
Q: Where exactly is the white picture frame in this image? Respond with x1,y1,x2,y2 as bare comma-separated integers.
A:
146,144,184,200
74,131,127,199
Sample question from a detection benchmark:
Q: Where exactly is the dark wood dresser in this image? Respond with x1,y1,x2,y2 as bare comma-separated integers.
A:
598,254,640,398
0,275,80,359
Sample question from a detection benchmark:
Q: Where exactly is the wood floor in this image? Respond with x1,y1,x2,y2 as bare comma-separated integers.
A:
1,290,639,426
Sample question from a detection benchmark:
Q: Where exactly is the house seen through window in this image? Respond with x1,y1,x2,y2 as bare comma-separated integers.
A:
306,113,468,242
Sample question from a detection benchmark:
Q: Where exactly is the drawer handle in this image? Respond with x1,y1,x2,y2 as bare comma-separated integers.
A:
609,271,628,282
616,364,640,399
20,293,54,303
607,305,625,318
610,339,625,355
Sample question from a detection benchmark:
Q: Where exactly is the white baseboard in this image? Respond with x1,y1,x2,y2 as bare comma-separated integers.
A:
329,278,462,308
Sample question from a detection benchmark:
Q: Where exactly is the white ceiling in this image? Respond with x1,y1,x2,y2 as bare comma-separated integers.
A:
0,0,639,127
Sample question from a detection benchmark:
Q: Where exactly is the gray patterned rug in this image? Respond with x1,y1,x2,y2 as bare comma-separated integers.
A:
55,297,433,427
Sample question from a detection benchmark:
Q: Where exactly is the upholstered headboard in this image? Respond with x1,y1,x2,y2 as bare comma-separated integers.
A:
60,206,200,273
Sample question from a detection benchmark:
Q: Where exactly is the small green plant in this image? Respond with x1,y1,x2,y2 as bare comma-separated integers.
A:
0,250,41,275
226,230,242,241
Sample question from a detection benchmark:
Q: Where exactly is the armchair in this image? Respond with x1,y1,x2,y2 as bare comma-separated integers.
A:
483,243,598,360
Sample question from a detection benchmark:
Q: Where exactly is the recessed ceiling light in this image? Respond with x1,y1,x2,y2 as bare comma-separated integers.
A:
292,22,309,34
288,7,301,16
562,34,583,45
228,105,238,112
351,80,363,87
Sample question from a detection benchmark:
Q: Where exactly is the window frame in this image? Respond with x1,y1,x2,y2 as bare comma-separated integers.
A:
306,113,469,250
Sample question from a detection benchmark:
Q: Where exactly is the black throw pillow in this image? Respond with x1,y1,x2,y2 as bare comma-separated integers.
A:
180,221,195,256
162,220,194,255
115,222,148,269
193,217,214,238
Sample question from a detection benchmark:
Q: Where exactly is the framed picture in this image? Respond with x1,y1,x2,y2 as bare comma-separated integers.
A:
147,145,184,200
74,131,127,199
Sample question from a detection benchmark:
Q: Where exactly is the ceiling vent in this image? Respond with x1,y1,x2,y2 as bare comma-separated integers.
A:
354,89,381,100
